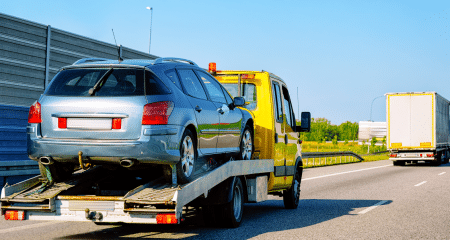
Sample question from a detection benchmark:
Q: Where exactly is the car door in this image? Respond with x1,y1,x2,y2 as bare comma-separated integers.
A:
177,69,219,155
195,70,242,153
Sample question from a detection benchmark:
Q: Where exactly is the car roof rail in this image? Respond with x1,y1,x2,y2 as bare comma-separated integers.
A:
154,58,198,67
73,58,112,65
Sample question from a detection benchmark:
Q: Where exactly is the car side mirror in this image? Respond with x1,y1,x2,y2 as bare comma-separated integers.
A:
233,97,245,107
296,112,311,132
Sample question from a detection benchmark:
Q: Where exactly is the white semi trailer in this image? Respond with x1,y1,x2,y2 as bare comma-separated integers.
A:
386,92,450,166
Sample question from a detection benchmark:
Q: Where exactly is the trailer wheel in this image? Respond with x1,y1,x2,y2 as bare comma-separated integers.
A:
433,154,442,166
177,129,197,184
222,177,244,228
283,166,302,209
393,161,405,166
239,127,253,160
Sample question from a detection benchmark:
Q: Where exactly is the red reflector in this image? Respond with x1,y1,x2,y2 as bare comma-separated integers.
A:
142,101,173,125
420,154,423,157
28,101,42,123
427,154,434,157
112,118,122,129
5,210,25,220
156,213,178,224
208,62,216,74
241,74,255,79
390,154,397,158
58,118,67,129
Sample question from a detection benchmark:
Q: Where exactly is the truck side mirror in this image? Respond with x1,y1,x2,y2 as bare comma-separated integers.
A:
233,97,245,107
296,112,311,132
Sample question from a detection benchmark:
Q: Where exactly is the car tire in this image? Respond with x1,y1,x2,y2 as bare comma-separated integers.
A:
176,129,197,184
283,165,302,209
239,126,253,160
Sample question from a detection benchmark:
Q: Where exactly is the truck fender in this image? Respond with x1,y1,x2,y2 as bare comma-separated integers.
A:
202,176,247,205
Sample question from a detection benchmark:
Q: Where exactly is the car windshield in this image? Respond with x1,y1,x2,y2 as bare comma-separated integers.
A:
222,83,257,110
45,68,169,96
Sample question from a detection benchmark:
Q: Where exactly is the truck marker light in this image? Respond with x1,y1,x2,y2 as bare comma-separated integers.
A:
156,213,178,224
241,74,255,79
208,62,217,74
427,154,434,157
28,101,42,123
112,118,122,129
142,101,173,125
58,118,67,129
5,210,25,220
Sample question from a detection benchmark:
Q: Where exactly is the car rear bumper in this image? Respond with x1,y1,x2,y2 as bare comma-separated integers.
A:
27,124,183,165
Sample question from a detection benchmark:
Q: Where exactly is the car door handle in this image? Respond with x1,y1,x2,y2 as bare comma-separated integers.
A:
195,106,202,112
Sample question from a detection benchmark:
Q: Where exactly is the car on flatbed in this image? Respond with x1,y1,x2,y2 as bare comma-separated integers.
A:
27,57,254,183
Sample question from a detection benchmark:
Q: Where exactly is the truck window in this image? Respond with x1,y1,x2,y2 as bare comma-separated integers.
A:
272,82,283,122
222,83,257,110
282,85,296,130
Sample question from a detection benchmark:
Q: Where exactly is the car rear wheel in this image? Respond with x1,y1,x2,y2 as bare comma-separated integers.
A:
239,127,253,160
176,129,197,184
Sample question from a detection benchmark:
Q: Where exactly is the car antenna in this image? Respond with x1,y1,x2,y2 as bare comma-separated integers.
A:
111,29,123,62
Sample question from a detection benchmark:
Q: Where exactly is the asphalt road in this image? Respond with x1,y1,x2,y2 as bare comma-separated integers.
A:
1,159,449,239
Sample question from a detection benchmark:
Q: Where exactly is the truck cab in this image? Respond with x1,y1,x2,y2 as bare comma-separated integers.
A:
209,63,310,203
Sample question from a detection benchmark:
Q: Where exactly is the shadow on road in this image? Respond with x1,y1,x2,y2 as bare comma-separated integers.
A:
57,198,392,240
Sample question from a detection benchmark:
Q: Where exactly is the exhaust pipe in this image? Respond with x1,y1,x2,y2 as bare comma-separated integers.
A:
120,159,136,168
40,156,54,165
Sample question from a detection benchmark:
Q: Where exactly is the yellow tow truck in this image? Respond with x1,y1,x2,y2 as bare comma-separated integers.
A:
209,62,311,205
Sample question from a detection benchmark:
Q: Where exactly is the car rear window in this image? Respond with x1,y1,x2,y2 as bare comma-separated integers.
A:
45,68,169,96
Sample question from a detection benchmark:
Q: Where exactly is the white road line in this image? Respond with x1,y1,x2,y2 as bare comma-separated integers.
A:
358,200,388,214
414,181,427,187
302,164,392,181
0,221,60,234
438,172,446,176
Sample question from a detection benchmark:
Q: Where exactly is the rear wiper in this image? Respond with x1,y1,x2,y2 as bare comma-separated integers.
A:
89,68,114,96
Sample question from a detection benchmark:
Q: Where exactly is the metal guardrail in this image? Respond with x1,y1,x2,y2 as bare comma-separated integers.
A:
302,151,364,167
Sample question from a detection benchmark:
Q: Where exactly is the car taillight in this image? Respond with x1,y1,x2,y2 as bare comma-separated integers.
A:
28,101,41,123
58,118,67,129
112,118,122,129
156,213,178,224
390,154,397,158
142,101,173,125
5,210,25,220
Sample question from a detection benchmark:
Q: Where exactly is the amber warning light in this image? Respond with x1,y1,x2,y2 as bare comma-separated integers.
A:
209,62,216,75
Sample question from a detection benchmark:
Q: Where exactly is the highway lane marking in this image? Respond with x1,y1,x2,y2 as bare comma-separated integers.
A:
302,164,392,181
438,172,446,176
0,221,61,234
358,200,389,214
414,181,427,187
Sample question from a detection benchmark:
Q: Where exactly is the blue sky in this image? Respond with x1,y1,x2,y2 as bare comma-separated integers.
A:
2,0,450,124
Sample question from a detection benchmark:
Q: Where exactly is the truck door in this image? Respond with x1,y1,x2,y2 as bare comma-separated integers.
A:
271,81,287,188
281,84,299,186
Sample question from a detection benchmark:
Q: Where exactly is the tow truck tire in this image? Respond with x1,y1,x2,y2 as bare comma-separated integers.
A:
283,165,302,209
176,129,197,184
239,127,253,160
222,177,244,228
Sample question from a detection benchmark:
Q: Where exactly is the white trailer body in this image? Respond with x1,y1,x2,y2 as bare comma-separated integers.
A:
386,92,450,165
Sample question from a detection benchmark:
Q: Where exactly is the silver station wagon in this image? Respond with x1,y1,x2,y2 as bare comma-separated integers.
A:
27,58,254,183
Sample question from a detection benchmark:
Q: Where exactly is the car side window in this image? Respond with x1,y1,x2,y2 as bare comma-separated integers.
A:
177,69,207,100
282,85,295,130
272,82,283,122
195,71,227,103
222,86,234,105
165,69,182,90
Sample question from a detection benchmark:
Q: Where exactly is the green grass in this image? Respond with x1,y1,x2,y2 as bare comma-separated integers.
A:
302,141,389,168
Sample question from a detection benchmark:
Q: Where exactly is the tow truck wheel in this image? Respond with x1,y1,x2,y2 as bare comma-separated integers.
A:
222,177,244,228
177,129,197,184
283,166,302,209
239,127,253,160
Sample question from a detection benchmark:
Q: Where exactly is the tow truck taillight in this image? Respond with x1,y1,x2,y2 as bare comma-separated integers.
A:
208,62,216,75
5,210,25,220
427,153,434,157
390,154,397,158
142,101,173,125
156,213,178,224
28,101,41,123
241,74,255,79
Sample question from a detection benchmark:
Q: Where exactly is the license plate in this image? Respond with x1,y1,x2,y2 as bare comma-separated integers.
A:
67,118,112,130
